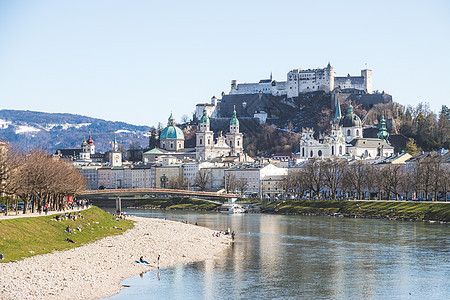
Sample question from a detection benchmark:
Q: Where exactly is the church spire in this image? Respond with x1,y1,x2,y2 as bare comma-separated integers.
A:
377,116,389,143
334,97,342,120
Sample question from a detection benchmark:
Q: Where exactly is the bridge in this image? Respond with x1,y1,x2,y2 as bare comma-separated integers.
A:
76,188,239,201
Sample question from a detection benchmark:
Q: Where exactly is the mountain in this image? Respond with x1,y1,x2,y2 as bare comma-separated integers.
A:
0,110,151,153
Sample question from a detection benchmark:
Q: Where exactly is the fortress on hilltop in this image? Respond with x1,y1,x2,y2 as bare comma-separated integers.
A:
229,63,372,97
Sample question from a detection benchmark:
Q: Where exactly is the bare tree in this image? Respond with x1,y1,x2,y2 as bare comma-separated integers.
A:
322,159,346,200
304,159,324,199
194,169,210,191
236,178,248,196
225,174,237,193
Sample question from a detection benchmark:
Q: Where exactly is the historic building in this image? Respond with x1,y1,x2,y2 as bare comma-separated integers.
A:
160,112,185,151
298,99,393,160
195,107,243,160
229,63,373,98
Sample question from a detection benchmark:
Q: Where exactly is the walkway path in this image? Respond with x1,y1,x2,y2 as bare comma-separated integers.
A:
0,206,89,220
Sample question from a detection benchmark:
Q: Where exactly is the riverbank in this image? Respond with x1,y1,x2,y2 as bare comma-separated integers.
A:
0,210,230,299
262,200,450,223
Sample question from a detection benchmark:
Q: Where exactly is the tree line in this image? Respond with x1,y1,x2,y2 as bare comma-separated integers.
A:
0,143,86,214
281,155,449,201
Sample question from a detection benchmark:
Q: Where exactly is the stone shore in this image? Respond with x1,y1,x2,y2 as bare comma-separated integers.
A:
0,216,230,299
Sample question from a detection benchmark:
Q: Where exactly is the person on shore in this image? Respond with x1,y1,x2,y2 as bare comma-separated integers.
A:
139,256,149,264
231,231,235,240
64,238,75,243
0,253,4,260
157,254,160,269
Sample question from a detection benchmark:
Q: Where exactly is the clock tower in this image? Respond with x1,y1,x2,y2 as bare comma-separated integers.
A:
109,137,122,167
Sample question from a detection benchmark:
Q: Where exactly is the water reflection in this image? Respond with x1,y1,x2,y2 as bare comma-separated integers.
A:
106,210,450,300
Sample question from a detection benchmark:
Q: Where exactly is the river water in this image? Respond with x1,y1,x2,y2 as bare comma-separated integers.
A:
107,210,449,299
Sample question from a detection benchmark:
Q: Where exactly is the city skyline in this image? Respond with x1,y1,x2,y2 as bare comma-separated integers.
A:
0,0,449,127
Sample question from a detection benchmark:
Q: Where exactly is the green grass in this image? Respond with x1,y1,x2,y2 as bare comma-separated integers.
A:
0,206,134,263
137,197,220,210
263,200,450,222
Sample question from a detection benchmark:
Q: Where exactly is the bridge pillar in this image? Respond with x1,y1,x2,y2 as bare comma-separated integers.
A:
116,196,121,214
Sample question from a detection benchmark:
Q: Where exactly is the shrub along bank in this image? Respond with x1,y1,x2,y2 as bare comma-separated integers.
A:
0,206,134,263
262,200,450,222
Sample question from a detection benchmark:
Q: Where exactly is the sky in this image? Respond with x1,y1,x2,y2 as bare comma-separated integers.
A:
0,0,449,127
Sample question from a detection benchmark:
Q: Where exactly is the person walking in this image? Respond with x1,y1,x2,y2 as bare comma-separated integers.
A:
157,254,160,269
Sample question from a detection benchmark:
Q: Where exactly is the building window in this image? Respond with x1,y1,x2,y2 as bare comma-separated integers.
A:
302,147,305,157
356,129,359,136
332,146,334,155
200,138,202,145
339,145,343,155
310,150,313,157
347,129,351,136
318,150,322,157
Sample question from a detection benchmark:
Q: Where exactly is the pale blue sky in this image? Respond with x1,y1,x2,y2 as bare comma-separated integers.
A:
0,0,449,126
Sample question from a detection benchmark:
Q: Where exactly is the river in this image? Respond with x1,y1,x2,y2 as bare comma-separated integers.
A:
106,209,449,299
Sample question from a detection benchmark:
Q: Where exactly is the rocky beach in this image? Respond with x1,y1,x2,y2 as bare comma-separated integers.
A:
0,216,230,300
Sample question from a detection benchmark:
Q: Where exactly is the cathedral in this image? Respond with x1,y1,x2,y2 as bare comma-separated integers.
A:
144,108,245,162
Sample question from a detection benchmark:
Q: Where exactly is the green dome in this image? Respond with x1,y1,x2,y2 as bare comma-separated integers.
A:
339,104,361,127
81,139,88,147
230,108,239,126
160,125,184,140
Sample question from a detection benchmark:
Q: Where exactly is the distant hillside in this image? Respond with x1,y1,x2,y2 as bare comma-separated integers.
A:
0,110,151,152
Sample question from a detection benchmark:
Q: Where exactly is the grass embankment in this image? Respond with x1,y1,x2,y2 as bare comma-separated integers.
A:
136,197,220,210
263,200,450,222
0,206,134,263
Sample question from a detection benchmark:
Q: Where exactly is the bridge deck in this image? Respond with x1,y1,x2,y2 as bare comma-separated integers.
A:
77,188,239,199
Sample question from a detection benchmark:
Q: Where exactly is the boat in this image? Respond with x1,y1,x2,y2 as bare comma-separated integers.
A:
219,198,246,214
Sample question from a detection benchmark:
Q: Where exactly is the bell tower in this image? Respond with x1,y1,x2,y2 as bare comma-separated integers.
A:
226,106,243,156
196,108,214,160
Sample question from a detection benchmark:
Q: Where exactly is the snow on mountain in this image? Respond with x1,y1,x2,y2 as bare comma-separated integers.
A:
15,125,41,134
0,119,12,129
115,129,132,134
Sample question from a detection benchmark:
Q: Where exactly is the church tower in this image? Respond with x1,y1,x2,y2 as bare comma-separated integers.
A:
196,108,214,160
109,137,122,167
226,106,243,156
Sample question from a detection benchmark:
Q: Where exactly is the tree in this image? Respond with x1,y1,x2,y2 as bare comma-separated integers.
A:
225,174,237,193
168,175,188,190
405,138,418,156
345,160,367,200
322,159,346,200
304,159,324,199
148,127,158,149
194,169,210,191
236,178,249,196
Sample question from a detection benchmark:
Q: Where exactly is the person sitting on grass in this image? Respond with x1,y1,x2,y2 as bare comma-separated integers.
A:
77,224,82,232
0,253,4,260
65,225,72,234
64,238,75,243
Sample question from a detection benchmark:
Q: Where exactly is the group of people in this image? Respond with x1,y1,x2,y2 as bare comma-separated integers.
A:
114,212,127,221
212,228,236,240
55,212,84,221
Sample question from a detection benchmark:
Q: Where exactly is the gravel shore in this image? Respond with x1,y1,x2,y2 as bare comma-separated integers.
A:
0,216,230,299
